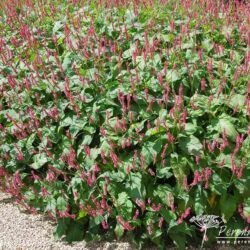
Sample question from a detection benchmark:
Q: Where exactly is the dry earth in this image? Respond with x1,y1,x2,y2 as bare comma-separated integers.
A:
0,191,249,250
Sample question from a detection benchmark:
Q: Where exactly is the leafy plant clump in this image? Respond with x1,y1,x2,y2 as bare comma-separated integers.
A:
0,0,250,249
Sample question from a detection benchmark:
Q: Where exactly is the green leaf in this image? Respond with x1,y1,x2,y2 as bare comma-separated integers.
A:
53,21,63,34
215,154,232,169
122,44,135,59
169,232,186,250
106,171,126,182
156,162,173,179
220,195,237,222
141,140,162,168
57,196,67,211
116,192,133,219
53,218,70,240
125,172,145,200
210,173,227,195
26,133,36,149
202,38,213,52
179,135,202,156
214,115,238,141
166,69,181,82
62,52,73,71
80,135,93,146
154,184,173,206
235,176,250,197
168,222,192,236
170,153,190,187
229,94,246,110
46,197,56,212
77,210,88,220
160,209,177,221
243,198,250,218
30,153,48,169
65,222,84,242
194,187,206,215
115,223,124,239
184,123,197,135
161,33,174,42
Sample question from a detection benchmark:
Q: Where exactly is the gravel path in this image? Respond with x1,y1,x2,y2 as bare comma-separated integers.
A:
0,191,249,250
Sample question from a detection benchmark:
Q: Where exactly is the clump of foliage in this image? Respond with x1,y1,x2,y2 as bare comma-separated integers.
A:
0,0,250,249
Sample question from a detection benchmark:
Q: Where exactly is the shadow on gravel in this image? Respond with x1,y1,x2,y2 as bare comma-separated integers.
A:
0,196,15,204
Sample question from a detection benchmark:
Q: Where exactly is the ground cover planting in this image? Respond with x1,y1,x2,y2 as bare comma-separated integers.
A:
0,0,250,249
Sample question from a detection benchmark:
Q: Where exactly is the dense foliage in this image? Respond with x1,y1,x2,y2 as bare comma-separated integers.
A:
0,0,250,249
